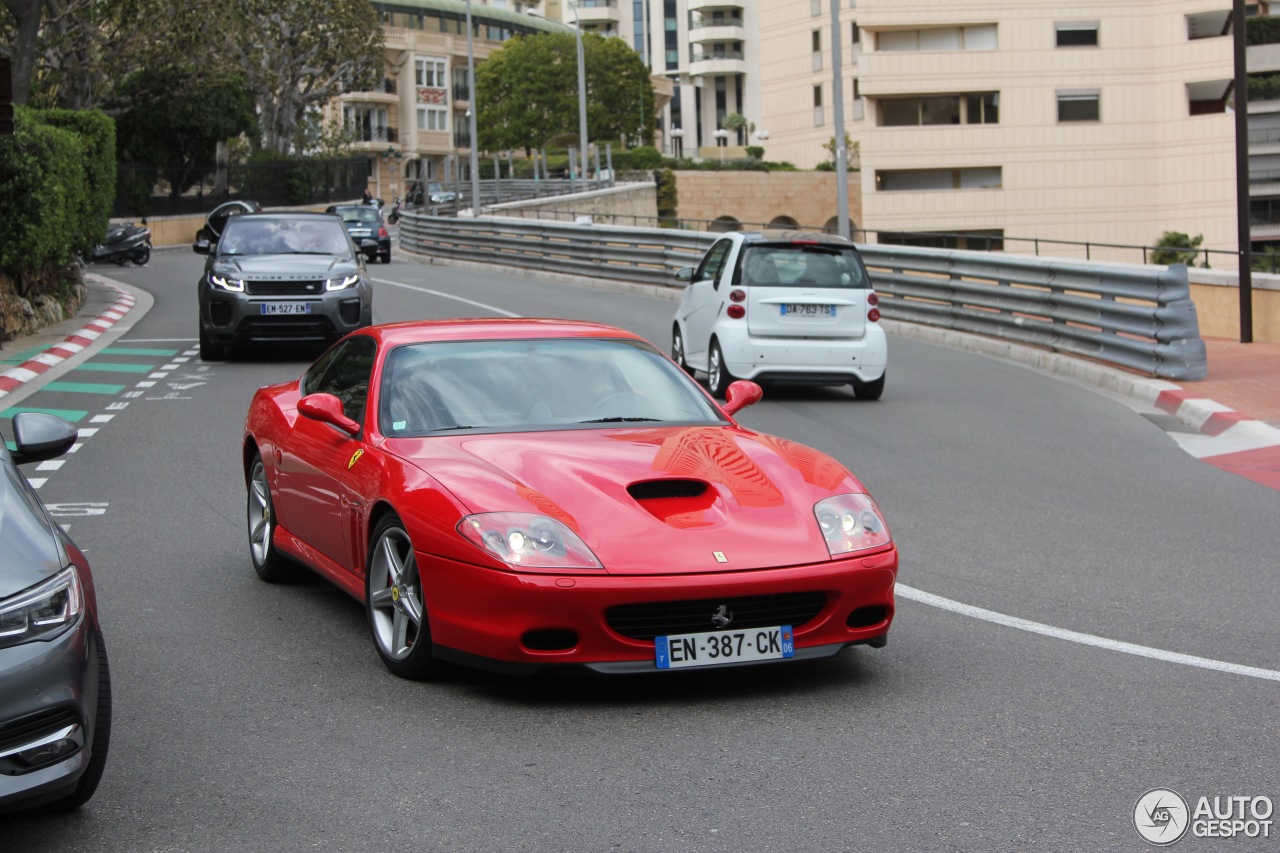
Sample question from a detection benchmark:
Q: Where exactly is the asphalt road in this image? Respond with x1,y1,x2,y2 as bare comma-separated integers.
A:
3,248,1278,852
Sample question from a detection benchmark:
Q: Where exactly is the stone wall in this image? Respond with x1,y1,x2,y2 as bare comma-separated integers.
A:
672,170,864,233
1,270,86,344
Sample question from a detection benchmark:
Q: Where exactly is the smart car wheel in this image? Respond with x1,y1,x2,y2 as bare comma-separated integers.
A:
248,453,296,582
854,372,886,401
671,325,694,375
367,514,446,680
708,340,735,398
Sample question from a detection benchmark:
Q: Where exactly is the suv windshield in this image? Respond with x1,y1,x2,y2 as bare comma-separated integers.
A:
738,244,869,288
218,219,351,257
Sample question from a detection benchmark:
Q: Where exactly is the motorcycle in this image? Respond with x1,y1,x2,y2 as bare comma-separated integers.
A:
91,222,152,266
387,197,402,225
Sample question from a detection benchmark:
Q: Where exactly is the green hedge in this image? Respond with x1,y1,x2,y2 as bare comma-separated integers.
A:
0,106,116,280
1247,15,1280,47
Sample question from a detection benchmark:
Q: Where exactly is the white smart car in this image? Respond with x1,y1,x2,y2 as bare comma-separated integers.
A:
672,231,888,399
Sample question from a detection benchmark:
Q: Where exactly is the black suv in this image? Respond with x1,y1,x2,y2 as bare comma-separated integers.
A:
194,212,374,360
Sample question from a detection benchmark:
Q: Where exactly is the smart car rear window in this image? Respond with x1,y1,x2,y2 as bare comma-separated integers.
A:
738,244,869,288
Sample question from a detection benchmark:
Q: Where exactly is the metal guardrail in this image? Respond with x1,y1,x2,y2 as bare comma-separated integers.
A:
397,214,1207,380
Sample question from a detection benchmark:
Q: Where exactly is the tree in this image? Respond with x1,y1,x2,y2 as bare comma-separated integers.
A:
475,32,654,155
115,68,257,196
1151,231,1204,266
231,0,383,154
819,133,859,170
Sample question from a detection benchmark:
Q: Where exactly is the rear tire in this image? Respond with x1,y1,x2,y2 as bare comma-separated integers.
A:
380,249,391,264
707,340,735,398
853,372,886,401
132,247,150,266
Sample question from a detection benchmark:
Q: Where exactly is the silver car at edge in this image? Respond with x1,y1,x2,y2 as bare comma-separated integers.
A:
0,413,111,814
194,211,374,360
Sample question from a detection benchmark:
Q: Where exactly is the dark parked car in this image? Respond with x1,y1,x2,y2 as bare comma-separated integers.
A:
196,199,264,242
0,413,111,814
426,182,457,205
326,204,392,264
194,212,374,360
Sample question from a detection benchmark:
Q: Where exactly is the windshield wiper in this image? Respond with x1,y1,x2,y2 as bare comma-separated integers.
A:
578,417,662,423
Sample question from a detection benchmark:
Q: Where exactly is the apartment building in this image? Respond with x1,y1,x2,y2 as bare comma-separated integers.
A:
757,1,1242,258
331,0,571,200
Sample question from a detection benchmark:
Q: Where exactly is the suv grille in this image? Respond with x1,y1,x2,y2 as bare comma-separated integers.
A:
606,592,826,640
246,280,326,297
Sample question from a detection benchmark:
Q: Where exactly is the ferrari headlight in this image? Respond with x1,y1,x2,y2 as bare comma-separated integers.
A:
457,513,602,570
0,567,84,649
814,494,891,557
210,273,245,292
326,274,360,291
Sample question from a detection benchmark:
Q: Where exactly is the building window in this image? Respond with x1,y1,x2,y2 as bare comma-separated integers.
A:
1055,21,1099,47
814,84,824,126
851,23,860,45
881,230,1004,251
415,58,447,88
417,106,448,131
812,30,821,52
879,93,998,126
1057,91,1100,122
878,24,997,52
875,167,1002,191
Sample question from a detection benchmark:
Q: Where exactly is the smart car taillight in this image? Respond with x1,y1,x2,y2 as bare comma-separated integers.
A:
868,307,881,322
729,289,746,303
867,292,879,306
727,304,746,319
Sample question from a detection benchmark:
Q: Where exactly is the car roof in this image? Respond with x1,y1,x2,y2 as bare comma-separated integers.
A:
736,230,852,246
357,318,649,349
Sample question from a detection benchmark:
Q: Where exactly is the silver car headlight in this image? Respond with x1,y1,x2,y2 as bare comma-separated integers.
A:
326,274,360,291
209,273,245,292
814,494,892,557
0,567,84,649
457,513,603,570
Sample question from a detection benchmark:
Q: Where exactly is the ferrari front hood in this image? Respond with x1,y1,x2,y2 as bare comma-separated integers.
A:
388,426,863,574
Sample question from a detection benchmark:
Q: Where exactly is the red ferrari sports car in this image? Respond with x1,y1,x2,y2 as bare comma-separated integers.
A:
242,319,897,678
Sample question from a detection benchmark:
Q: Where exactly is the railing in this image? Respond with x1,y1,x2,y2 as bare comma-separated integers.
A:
353,126,398,143
403,177,617,213
396,214,1207,380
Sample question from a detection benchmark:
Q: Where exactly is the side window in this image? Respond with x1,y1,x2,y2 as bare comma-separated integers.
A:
695,239,734,287
304,336,377,423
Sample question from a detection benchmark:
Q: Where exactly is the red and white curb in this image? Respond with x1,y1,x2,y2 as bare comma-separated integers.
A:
0,285,137,400
1150,388,1280,491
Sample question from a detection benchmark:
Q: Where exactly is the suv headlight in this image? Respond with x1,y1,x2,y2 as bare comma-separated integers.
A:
0,567,84,649
209,273,245,292
457,513,603,570
814,494,892,557
326,274,360,291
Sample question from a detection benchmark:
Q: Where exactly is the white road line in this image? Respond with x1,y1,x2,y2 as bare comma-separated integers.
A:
897,584,1280,683
371,278,523,318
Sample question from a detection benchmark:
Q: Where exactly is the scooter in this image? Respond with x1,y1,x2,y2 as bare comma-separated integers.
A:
91,222,152,265
387,197,402,225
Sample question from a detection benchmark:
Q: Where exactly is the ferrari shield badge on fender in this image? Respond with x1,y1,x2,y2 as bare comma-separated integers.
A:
348,449,364,469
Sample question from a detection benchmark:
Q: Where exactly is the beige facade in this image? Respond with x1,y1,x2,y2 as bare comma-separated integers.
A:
758,0,1242,260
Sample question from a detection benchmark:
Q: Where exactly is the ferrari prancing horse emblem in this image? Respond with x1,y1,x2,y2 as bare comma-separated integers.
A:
713,551,727,563
348,449,364,469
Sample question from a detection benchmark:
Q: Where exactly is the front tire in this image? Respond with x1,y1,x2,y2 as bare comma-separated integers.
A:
132,247,150,266
248,453,296,582
199,324,224,361
40,629,111,812
707,339,735,398
671,325,694,376
366,515,446,680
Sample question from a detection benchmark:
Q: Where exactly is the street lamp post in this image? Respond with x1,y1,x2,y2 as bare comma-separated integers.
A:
713,128,729,162
570,3,589,189
466,0,481,214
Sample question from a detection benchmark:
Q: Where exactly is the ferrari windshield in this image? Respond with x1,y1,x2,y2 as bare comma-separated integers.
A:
379,337,726,435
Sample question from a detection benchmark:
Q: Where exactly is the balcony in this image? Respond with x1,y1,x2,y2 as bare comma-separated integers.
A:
687,0,742,12
453,81,471,105
350,126,399,145
689,49,747,78
688,23,745,44
575,0,621,24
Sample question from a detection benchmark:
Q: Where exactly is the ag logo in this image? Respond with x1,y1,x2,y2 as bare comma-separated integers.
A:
1134,788,1190,845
